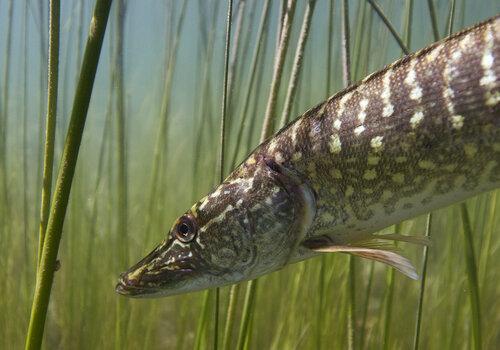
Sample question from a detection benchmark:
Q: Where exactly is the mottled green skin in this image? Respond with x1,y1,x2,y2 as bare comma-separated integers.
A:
117,17,500,297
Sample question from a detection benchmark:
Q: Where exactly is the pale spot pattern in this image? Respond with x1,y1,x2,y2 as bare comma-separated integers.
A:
381,70,394,117
370,136,384,151
328,135,342,154
410,110,424,128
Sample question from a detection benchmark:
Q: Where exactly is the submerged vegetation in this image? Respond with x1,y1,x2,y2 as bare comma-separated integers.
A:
0,0,498,349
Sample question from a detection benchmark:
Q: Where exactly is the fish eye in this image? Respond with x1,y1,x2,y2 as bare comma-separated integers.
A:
174,215,197,243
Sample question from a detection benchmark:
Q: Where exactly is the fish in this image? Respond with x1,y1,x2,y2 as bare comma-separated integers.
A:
116,16,500,297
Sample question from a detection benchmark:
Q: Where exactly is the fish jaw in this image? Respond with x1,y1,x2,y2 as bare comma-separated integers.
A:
115,240,204,298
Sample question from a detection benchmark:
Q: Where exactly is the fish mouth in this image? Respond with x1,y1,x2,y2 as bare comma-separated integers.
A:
115,266,195,298
115,240,199,298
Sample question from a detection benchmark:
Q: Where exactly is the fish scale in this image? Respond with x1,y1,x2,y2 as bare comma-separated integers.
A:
117,16,500,297
242,15,500,237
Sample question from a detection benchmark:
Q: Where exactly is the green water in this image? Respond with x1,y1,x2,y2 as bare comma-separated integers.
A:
0,0,499,349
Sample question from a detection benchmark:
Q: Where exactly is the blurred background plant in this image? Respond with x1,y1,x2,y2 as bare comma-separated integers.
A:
0,0,498,349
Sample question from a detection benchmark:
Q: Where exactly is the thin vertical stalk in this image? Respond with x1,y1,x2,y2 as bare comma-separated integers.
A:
317,3,335,346
260,0,297,141
229,0,271,167
144,0,187,243
226,0,245,108
279,0,317,127
24,1,113,348
224,7,272,348
478,192,496,287
446,0,456,36
341,1,355,348
325,0,335,98
359,262,375,350
222,284,240,350
403,0,414,50
114,0,128,269
236,2,297,346
341,0,352,87
413,213,432,350
236,277,258,350
38,0,61,266
460,204,482,350
191,0,220,201
0,0,14,250
22,0,30,297
114,1,128,349
215,1,234,348
194,291,211,350
218,0,233,186
382,224,401,350
426,0,440,41
36,0,48,214
366,0,410,55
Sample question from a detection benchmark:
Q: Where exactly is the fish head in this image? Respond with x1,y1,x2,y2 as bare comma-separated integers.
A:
116,155,302,297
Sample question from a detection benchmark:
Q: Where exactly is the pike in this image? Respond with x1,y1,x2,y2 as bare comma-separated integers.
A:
116,16,500,297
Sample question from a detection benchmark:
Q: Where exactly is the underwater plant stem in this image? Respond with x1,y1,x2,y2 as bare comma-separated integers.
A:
38,0,60,266
260,0,297,141
236,278,258,350
413,213,432,350
341,1,356,348
383,223,401,350
24,1,112,348
341,0,352,86
114,1,128,349
366,0,410,55
229,0,271,167
426,0,440,41
219,0,233,186
222,283,240,350
446,0,456,36
279,0,317,127
215,1,234,348
236,2,297,346
0,0,14,262
144,0,187,243
460,204,482,350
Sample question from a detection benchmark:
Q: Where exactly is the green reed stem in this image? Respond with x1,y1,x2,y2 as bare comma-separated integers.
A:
403,0,414,50
236,2,297,346
219,0,233,185
317,4,335,347
236,277,258,350
446,0,456,35
366,0,410,55
144,0,187,243
0,0,14,264
460,204,482,350
224,5,272,348
383,223,401,350
194,290,211,350
114,1,129,349
215,2,234,347
260,0,296,140
38,0,60,266
229,0,271,167
226,0,245,111
413,213,432,350
359,262,375,350
426,0,440,41
341,1,356,348
279,0,316,127
222,283,240,350
24,1,112,348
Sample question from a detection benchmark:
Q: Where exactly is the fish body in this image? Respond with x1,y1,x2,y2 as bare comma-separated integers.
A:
117,16,500,297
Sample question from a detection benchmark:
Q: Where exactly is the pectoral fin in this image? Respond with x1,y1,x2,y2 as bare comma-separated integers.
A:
303,236,419,280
